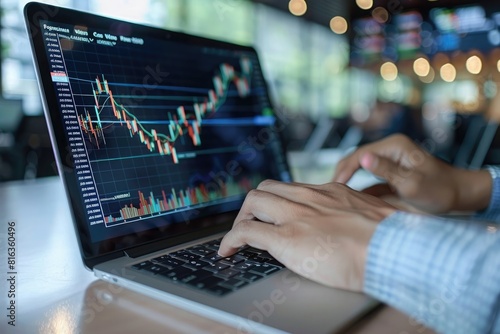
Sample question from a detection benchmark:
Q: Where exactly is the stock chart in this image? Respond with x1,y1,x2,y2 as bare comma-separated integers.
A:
50,31,275,228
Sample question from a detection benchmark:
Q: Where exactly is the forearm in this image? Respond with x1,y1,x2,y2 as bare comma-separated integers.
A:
364,211,500,334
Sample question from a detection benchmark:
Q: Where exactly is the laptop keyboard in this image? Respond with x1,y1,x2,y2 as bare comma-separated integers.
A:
130,238,284,296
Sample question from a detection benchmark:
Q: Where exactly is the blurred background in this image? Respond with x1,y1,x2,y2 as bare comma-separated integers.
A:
2,0,500,182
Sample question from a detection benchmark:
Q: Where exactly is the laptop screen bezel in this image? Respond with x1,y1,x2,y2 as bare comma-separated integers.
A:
24,2,291,269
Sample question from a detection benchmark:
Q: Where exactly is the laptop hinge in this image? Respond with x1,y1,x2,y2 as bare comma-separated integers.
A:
122,223,230,258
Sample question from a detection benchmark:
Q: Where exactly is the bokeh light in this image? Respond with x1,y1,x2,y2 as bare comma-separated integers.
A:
440,63,457,82
413,57,431,77
330,16,348,34
380,62,398,81
289,0,307,16
466,55,482,75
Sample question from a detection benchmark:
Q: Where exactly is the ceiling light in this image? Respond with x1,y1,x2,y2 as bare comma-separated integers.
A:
356,0,373,10
289,0,307,16
380,62,398,81
372,7,389,23
413,57,431,77
330,16,348,34
440,63,456,82
465,55,482,75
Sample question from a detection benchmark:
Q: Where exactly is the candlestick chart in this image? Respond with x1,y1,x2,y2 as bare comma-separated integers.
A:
78,57,253,164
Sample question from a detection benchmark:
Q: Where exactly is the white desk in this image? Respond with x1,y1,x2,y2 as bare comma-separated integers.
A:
0,177,434,334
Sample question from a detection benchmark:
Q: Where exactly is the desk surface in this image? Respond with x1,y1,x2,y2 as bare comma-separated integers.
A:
0,176,434,334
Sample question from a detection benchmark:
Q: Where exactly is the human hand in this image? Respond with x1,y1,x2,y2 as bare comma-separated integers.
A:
333,134,492,214
218,180,396,292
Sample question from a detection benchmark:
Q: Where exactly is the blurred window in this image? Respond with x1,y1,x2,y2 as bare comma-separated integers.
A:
1,0,350,119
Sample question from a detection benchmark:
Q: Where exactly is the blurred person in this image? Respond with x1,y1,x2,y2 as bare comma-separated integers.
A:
353,100,424,144
218,134,500,334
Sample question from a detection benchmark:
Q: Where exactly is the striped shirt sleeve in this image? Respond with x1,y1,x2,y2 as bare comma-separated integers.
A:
476,166,500,222
364,212,500,334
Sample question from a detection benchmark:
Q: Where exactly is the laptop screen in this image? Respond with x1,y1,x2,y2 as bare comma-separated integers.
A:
25,3,290,260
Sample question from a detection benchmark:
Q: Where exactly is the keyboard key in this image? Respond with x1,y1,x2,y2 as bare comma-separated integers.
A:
205,285,232,296
131,260,153,270
181,269,213,284
183,258,211,270
218,260,238,267
203,262,230,273
215,268,241,279
249,264,281,276
158,266,194,281
142,264,169,275
151,256,183,268
232,261,256,271
222,255,246,265
256,251,273,259
201,253,224,264
250,256,270,263
171,252,201,262
237,250,259,259
236,272,265,282
202,239,222,251
266,259,284,268
188,246,215,256
186,275,225,289
219,278,249,290
151,255,169,263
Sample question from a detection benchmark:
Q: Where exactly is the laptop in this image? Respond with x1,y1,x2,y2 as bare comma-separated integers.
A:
24,2,377,333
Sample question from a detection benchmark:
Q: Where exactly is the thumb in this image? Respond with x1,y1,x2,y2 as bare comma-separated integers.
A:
360,152,405,184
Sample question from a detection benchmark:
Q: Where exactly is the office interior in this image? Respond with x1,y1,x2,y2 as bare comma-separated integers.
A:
1,0,500,183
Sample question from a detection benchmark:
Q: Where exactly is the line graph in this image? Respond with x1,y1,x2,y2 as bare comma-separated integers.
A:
78,57,252,164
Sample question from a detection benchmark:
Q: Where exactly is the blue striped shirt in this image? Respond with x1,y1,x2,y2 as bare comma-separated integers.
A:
364,167,500,334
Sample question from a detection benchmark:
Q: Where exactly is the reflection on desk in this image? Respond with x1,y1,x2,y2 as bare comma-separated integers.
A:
0,177,434,334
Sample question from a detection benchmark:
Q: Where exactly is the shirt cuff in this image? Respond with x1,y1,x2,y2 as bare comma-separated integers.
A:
476,166,500,221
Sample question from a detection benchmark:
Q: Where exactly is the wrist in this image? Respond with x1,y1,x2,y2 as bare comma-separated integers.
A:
453,168,492,212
